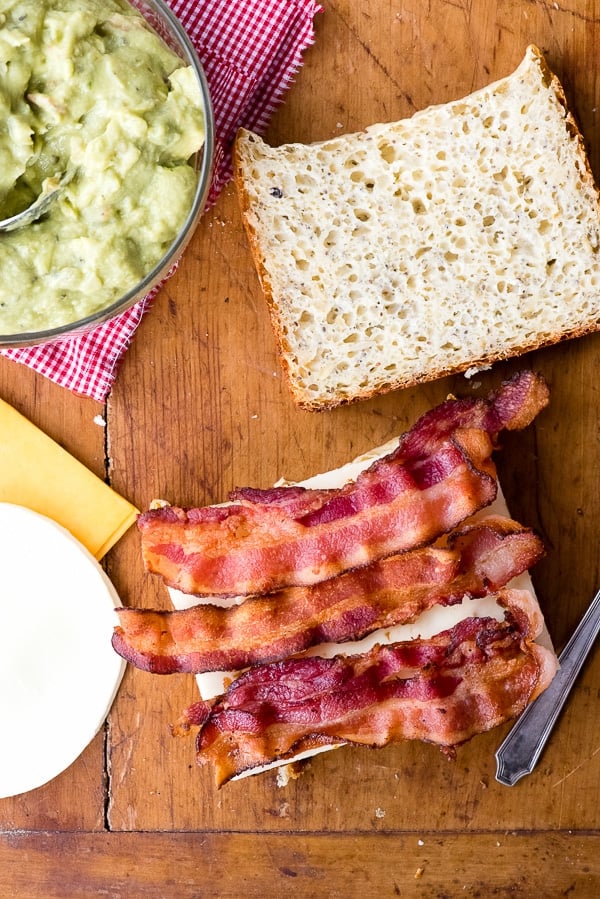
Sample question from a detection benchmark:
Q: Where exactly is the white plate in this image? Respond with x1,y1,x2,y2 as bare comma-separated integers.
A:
0,503,125,798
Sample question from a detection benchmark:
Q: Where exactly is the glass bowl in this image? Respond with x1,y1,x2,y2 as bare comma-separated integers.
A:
0,0,214,348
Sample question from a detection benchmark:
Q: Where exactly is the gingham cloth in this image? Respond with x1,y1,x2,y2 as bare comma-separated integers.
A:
1,0,322,401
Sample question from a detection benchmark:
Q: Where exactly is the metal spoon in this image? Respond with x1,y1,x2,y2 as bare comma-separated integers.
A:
0,173,66,233
495,587,600,786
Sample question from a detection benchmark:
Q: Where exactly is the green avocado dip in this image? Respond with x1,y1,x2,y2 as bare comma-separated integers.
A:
0,0,206,334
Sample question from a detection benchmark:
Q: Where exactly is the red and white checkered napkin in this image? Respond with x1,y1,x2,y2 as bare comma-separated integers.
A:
1,0,322,401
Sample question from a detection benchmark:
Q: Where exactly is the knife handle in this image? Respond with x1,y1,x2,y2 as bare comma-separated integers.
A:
495,588,600,786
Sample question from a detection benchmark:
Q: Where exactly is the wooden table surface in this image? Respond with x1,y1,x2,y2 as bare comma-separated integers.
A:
1,2,600,896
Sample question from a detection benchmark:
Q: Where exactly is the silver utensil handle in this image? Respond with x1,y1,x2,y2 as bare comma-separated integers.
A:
495,587,600,786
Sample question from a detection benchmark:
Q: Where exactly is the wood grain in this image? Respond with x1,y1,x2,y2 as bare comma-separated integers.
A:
0,832,598,898
0,0,599,890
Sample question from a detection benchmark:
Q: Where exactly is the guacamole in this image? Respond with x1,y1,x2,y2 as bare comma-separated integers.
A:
0,0,205,334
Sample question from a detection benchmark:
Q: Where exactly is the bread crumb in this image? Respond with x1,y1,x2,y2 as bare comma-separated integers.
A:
276,767,289,788
276,762,304,786
375,807,385,818
415,867,425,879
93,414,105,427
464,364,491,379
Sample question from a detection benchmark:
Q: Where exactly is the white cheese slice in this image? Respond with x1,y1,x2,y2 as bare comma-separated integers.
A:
0,503,125,798
167,437,550,779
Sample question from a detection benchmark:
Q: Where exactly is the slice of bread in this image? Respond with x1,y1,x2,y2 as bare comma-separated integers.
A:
167,437,555,782
234,46,600,410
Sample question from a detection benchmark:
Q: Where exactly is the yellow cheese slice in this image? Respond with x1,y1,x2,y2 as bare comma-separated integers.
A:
0,398,138,558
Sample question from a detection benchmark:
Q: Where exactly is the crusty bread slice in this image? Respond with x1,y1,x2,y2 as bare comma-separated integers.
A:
234,45,600,410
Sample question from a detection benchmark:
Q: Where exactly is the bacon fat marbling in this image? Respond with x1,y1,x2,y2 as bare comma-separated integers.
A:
179,589,557,786
113,517,544,674
138,371,549,597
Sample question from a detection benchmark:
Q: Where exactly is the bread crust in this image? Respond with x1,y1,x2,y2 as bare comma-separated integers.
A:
232,133,297,395
233,46,600,411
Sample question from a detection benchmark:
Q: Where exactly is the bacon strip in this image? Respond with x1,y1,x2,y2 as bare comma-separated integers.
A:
177,589,557,786
113,517,544,674
138,371,549,597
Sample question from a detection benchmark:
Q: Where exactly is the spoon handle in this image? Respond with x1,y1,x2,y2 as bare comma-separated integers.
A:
495,588,600,786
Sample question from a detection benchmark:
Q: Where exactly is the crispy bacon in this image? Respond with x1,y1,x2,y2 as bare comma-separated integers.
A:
138,371,549,597
113,517,544,674
177,589,557,786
